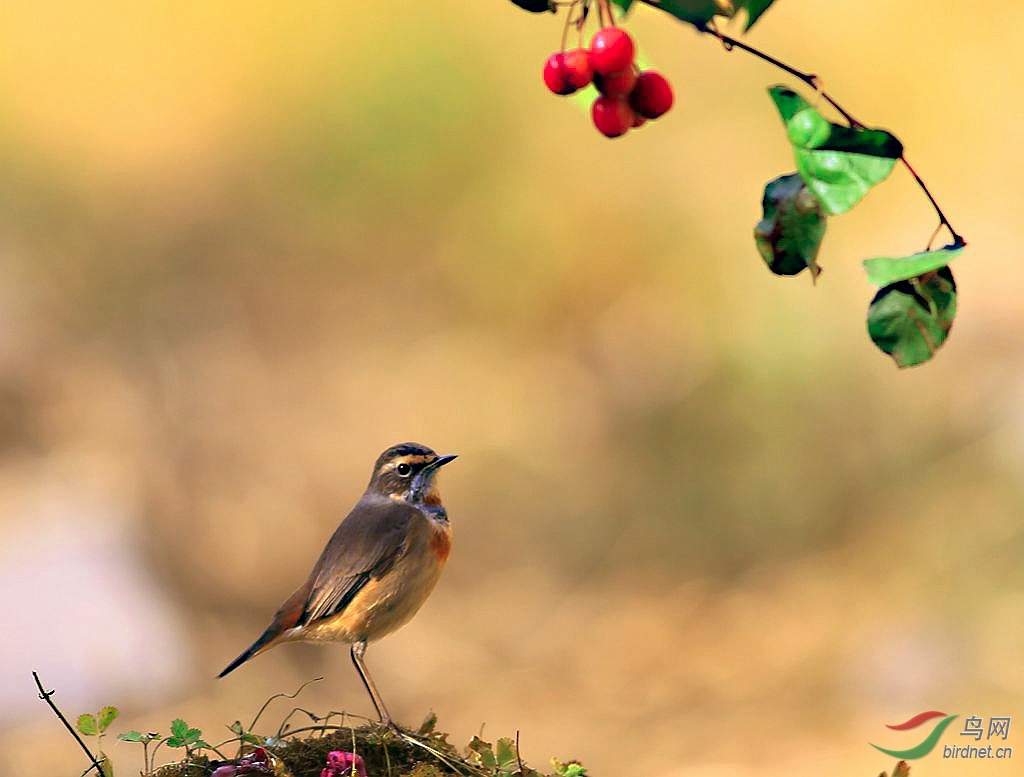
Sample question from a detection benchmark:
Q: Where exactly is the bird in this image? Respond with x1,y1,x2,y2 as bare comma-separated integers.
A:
218,442,457,728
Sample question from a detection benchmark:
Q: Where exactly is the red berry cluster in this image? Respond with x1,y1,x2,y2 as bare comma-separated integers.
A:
543,27,674,138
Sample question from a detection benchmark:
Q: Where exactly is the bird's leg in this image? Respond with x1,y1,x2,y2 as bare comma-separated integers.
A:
350,640,396,729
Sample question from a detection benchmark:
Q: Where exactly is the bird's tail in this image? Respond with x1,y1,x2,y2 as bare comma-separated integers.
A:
218,582,311,678
217,628,278,678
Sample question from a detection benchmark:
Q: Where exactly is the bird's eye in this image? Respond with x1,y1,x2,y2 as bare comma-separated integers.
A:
396,463,412,477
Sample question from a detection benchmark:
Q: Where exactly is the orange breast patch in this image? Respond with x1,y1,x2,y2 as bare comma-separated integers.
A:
429,524,452,562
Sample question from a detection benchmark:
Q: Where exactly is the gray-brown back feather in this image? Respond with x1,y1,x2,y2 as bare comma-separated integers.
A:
297,495,423,625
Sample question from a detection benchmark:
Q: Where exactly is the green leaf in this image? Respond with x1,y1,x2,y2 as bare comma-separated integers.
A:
635,0,778,30
867,267,957,367
98,706,119,733
495,738,517,770
652,0,720,27
467,736,498,770
417,712,438,736
551,759,588,777
166,718,200,748
863,244,963,286
119,731,161,744
192,739,211,751
99,754,114,777
509,0,554,12
77,714,98,737
741,0,776,29
229,721,244,735
769,86,902,215
754,172,827,278
610,0,635,12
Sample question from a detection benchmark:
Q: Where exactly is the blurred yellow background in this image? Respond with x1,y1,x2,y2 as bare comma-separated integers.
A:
1,1,1021,775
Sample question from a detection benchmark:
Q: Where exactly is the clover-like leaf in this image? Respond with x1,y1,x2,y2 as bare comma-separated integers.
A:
863,244,963,287
98,706,119,733
867,267,956,367
77,714,98,737
755,172,827,278
769,86,902,215
166,718,204,748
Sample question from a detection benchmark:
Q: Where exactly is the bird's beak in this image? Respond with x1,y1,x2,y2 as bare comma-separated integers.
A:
428,454,458,471
410,454,456,500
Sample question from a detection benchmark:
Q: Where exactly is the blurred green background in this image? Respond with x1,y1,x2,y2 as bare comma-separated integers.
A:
1,1,1021,775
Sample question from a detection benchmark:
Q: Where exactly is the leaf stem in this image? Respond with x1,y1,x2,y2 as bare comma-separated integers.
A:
31,672,106,777
650,12,966,248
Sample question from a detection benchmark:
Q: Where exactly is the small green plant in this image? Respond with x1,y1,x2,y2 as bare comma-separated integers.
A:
119,718,222,774
467,735,522,775
164,718,214,758
76,705,120,777
118,730,162,774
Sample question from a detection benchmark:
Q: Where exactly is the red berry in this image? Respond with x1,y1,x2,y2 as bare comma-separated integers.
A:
562,48,593,90
590,27,635,76
591,96,634,138
594,68,637,99
630,71,674,119
543,53,575,95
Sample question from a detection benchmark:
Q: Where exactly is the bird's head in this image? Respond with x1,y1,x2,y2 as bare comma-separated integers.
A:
368,442,457,505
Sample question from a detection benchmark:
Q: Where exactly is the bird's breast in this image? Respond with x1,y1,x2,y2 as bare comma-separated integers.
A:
428,519,452,563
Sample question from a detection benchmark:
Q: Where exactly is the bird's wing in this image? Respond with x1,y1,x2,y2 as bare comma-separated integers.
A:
217,497,421,679
296,496,421,626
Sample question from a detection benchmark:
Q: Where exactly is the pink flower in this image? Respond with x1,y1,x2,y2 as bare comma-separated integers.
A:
321,751,368,777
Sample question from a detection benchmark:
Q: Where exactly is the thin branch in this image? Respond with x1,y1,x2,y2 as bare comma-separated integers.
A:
708,25,964,246
639,7,966,247
32,672,106,777
247,676,323,733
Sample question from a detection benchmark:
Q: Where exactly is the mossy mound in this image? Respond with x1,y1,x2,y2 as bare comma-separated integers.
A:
271,727,456,777
143,722,527,777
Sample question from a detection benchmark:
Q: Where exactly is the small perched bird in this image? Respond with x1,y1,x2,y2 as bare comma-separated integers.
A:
218,442,457,727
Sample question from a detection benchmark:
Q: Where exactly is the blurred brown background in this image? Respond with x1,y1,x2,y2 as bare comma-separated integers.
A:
0,1,1021,775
